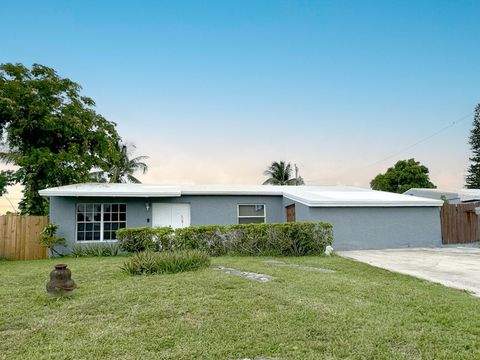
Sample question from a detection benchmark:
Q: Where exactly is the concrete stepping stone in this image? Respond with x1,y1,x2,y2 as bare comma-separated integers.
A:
213,265,273,282
264,259,335,273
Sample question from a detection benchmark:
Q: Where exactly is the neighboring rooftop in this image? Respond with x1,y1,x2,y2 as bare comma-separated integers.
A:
458,189,480,202
403,188,460,202
39,183,443,207
404,188,480,203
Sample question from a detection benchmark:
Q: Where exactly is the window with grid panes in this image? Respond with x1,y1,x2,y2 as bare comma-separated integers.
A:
76,203,126,241
237,204,266,224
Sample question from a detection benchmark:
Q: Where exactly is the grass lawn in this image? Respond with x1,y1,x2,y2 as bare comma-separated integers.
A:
1,256,479,360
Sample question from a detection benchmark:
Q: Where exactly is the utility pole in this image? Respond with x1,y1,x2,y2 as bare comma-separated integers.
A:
294,163,299,186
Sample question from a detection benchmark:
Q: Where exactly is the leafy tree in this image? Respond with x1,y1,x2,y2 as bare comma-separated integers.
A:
0,63,120,215
370,158,436,193
263,161,305,185
0,170,15,196
465,104,480,188
90,141,148,183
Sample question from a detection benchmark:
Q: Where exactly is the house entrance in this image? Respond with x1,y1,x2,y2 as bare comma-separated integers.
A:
286,204,296,222
152,203,191,228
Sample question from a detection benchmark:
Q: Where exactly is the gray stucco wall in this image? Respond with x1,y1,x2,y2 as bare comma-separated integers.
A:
293,202,442,250
49,196,150,253
49,195,284,251
149,195,284,225
49,195,442,252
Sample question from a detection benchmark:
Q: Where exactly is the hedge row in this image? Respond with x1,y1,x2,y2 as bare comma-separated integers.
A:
116,222,333,256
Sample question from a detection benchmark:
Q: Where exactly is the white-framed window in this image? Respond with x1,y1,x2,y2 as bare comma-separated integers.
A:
76,203,126,242
237,204,266,224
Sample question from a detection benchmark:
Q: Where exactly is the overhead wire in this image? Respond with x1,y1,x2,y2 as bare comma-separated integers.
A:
363,111,474,169
305,110,475,184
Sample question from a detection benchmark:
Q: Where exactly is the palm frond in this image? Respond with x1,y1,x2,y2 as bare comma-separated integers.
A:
127,174,142,183
129,160,148,174
96,140,149,183
263,178,279,185
0,151,20,165
89,171,107,183
263,161,304,186
131,155,149,162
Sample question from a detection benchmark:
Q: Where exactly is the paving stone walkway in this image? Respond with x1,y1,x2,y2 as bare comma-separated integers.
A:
264,259,335,273
212,265,273,282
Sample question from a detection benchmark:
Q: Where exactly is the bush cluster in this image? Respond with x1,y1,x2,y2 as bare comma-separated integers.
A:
116,222,333,256
121,250,210,275
114,227,175,253
70,243,121,257
38,224,67,257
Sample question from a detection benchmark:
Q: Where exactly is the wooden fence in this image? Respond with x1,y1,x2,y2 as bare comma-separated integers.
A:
0,216,49,260
440,202,480,244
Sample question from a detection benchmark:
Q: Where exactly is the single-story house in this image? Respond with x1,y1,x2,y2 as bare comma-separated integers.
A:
39,183,443,251
404,188,480,204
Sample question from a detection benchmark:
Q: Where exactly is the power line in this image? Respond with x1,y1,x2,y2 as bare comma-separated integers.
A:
305,110,475,185
364,111,474,168
1,194,17,212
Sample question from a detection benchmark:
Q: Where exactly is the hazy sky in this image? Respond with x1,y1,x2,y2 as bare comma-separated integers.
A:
1,0,480,212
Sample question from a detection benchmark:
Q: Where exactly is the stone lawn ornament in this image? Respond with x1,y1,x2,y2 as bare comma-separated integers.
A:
264,260,335,273
325,245,334,256
46,264,77,297
213,265,273,282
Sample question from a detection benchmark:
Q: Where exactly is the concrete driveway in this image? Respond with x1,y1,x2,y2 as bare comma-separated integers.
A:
338,247,480,297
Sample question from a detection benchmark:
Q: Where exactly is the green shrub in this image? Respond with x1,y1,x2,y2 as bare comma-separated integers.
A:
70,245,85,258
226,222,333,256
121,250,210,275
175,225,228,256
116,227,174,253
118,222,333,256
38,224,67,257
70,243,121,257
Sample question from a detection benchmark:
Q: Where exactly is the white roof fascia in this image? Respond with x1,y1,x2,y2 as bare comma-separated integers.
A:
181,185,283,196
38,185,181,198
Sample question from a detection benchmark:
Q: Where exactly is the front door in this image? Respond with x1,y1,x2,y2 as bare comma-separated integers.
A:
152,203,191,228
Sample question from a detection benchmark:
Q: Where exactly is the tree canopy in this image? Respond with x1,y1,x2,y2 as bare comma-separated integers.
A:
90,141,148,183
0,170,15,197
465,104,480,188
263,161,305,185
0,63,120,214
370,158,436,193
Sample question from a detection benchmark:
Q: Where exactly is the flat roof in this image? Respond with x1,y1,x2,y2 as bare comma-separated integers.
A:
459,189,480,202
404,188,480,202
403,188,460,202
39,183,443,207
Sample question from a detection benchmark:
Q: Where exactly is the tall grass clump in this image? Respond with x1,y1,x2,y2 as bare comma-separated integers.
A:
121,250,210,275
70,243,121,257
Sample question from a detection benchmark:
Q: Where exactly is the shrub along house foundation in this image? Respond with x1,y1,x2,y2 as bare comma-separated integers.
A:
39,184,443,252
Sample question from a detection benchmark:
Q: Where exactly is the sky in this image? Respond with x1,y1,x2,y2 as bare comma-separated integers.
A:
1,0,479,213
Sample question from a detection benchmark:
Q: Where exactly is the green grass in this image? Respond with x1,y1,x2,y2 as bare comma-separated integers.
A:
0,256,479,360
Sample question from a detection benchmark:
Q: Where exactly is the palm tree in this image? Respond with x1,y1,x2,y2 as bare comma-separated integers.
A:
91,142,148,183
0,149,20,166
263,161,305,185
